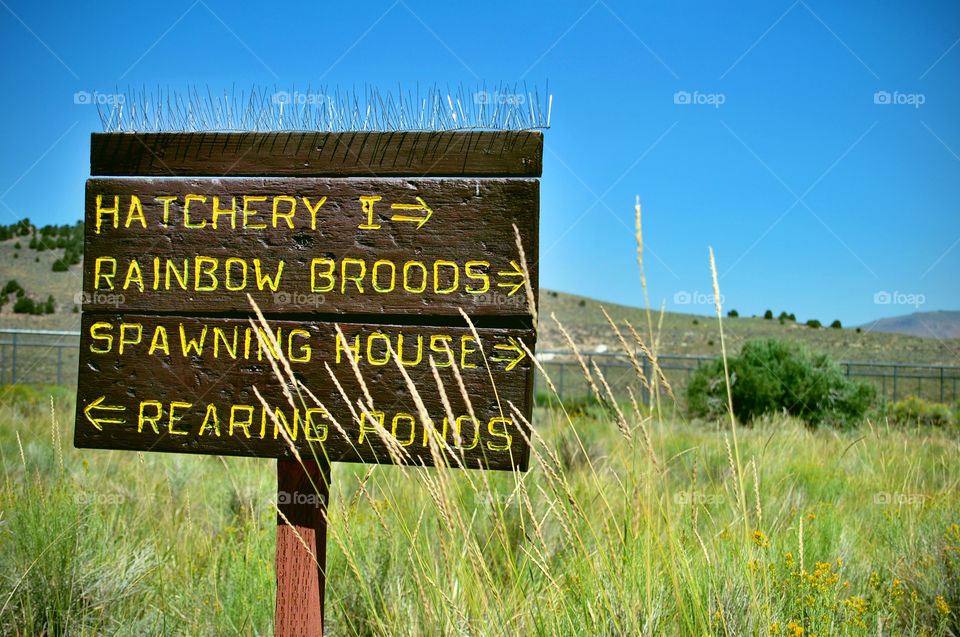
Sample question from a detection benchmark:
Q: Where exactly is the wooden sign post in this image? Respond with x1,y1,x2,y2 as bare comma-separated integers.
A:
75,131,541,634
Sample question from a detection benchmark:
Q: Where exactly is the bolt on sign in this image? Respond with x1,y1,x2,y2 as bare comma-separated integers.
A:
75,131,540,470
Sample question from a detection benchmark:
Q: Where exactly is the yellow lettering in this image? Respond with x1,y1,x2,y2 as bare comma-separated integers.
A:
199,404,220,436
118,322,142,355
486,417,512,451
434,260,458,294
155,196,177,226
243,196,267,229
165,259,189,291
194,256,218,291
341,258,365,294
367,333,391,366
138,400,162,433
335,332,360,364
311,258,336,293
303,196,327,230
430,335,453,367
288,329,311,363
272,195,297,228
230,405,254,437
253,259,284,291
179,324,208,357
461,335,479,369
357,410,384,444
148,325,169,356
125,195,146,229
89,321,113,354
358,195,382,230
123,259,144,292
168,402,191,435
403,261,427,293
225,257,247,291
213,326,238,359
212,196,236,229
183,194,207,228
372,259,396,293
304,408,328,442
465,260,490,293
397,333,422,367
391,413,416,447
95,194,119,234
94,256,117,290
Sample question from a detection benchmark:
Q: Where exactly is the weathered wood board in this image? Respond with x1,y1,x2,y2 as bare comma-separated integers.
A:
91,131,543,177
82,178,538,316
75,313,534,470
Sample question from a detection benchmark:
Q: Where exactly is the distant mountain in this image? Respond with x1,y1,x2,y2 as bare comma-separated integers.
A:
859,311,960,340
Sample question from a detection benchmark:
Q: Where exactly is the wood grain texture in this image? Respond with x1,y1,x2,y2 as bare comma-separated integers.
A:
74,313,534,471
82,177,538,317
91,131,543,177
276,459,328,636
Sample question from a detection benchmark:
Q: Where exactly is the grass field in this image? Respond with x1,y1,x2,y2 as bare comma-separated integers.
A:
1,384,957,635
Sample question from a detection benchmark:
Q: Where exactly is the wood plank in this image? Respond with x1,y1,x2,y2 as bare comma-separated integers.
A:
82,177,538,317
91,131,543,177
74,313,534,471
276,459,328,636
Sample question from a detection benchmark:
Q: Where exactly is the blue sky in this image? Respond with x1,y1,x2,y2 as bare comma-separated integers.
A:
0,0,957,326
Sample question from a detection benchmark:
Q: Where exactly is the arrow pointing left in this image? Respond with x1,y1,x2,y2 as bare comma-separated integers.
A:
84,396,126,430
491,337,527,371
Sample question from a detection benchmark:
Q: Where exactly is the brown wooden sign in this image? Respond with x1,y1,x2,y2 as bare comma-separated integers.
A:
90,131,543,177
82,177,538,315
75,131,540,472
75,313,534,470
77,128,542,635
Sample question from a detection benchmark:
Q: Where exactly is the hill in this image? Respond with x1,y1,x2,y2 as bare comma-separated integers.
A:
859,310,960,340
0,236,83,331
540,290,960,366
0,237,957,366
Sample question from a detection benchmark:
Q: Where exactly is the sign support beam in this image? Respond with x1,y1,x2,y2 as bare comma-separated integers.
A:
276,458,330,636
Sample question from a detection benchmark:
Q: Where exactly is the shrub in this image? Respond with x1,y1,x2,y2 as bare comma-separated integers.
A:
45,295,55,314
13,297,35,314
763,310,773,320
830,319,842,329
2,280,21,295
727,309,739,318
889,396,954,428
686,339,875,428
578,299,585,307
806,319,821,329
52,259,69,272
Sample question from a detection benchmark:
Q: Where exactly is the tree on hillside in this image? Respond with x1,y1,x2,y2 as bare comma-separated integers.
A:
764,309,773,320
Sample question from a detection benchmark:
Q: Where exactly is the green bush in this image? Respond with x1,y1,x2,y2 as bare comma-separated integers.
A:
2,280,21,295
13,297,34,314
686,339,875,428
889,396,955,428
830,319,842,329
763,310,773,320
806,319,821,328
727,309,738,318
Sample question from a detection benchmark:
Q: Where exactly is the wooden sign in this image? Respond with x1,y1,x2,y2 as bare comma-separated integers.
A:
75,132,541,470
81,178,538,315
75,130,541,635
76,313,534,470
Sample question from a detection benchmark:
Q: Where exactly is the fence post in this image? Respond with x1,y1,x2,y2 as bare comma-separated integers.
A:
11,332,16,385
0,343,4,385
940,366,944,403
893,365,898,402
881,374,886,404
558,360,564,400
57,346,63,386
642,357,650,407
